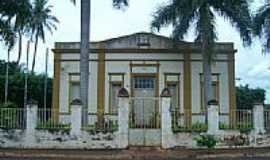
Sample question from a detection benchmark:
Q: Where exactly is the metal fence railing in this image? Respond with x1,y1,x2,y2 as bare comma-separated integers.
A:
219,109,253,130
0,108,26,129
171,110,207,132
171,109,254,132
82,113,118,132
264,110,270,130
37,108,70,130
129,97,160,129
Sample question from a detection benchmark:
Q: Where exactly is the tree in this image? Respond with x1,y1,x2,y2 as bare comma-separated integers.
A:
3,25,16,104
30,0,59,72
236,85,265,109
151,0,252,110
71,0,129,126
0,60,53,109
0,0,17,46
254,1,270,53
14,0,32,64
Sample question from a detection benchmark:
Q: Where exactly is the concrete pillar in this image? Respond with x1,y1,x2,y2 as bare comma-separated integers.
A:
117,88,129,149
207,100,220,134
26,100,38,133
161,88,174,149
71,99,82,135
25,100,38,145
253,103,265,134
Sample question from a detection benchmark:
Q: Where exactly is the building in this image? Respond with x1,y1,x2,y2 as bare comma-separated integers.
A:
52,32,236,131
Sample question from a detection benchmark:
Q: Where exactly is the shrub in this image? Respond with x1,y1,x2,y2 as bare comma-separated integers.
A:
194,134,217,149
0,102,17,108
219,122,229,130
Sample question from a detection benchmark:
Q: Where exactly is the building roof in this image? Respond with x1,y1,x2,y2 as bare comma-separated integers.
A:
53,32,236,53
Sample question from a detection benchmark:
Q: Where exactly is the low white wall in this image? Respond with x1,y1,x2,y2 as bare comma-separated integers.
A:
0,129,121,149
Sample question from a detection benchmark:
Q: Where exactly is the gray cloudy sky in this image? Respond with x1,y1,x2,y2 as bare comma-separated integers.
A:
0,0,270,103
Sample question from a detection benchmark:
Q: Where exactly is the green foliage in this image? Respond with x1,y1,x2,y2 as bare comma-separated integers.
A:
83,120,118,132
219,122,229,130
236,85,266,110
172,121,208,132
36,118,71,131
194,134,217,149
0,60,52,109
151,0,252,54
253,0,270,53
0,101,17,108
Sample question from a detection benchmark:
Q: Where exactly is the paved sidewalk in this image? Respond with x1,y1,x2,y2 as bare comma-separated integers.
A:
0,147,270,160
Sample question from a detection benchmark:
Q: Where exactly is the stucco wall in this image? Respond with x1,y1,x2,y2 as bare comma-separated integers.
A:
58,51,230,116
0,129,121,149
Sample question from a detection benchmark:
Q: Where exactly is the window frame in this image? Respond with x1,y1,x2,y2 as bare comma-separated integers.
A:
164,73,181,112
200,74,220,112
108,73,125,114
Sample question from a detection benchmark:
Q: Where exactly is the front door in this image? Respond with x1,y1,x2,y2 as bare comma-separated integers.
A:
129,75,161,146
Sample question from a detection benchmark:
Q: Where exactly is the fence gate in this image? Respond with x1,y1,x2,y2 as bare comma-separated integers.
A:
128,97,161,147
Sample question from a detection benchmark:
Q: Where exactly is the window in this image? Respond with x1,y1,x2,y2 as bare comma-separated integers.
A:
134,76,155,89
167,82,179,111
164,73,180,111
200,74,219,111
70,82,80,101
69,82,80,112
110,82,122,114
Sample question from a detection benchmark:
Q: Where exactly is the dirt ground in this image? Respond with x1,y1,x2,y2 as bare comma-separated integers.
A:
0,147,270,160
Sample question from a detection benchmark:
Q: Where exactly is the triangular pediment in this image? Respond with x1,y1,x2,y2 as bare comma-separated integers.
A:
93,32,188,49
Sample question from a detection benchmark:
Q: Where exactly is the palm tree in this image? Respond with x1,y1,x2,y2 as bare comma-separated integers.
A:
70,0,128,126
31,0,59,72
4,30,16,104
254,1,270,53
0,1,16,45
14,0,32,64
151,1,252,114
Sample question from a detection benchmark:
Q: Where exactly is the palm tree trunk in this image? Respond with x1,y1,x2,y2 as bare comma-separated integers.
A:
202,43,213,111
16,31,22,64
32,34,39,72
4,50,10,104
24,41,30,108
80,0,90,125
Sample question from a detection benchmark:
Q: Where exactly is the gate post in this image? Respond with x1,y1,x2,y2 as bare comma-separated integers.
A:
253,102,265,134
161,88,174,149
71,99,82,135
25,99,38,145
207,100,220,134
118,88,129,149
26,100,38,133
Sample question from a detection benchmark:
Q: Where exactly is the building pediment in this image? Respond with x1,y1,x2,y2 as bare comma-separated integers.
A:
54,32,235,53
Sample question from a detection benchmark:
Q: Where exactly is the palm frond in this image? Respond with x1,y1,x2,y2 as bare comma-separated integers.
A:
212,0,252,46
112,0,129,9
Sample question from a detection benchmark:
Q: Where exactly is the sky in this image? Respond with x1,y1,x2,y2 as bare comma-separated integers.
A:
0,0,270,103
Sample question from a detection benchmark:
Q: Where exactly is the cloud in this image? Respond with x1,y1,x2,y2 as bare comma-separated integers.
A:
248,61,270,78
